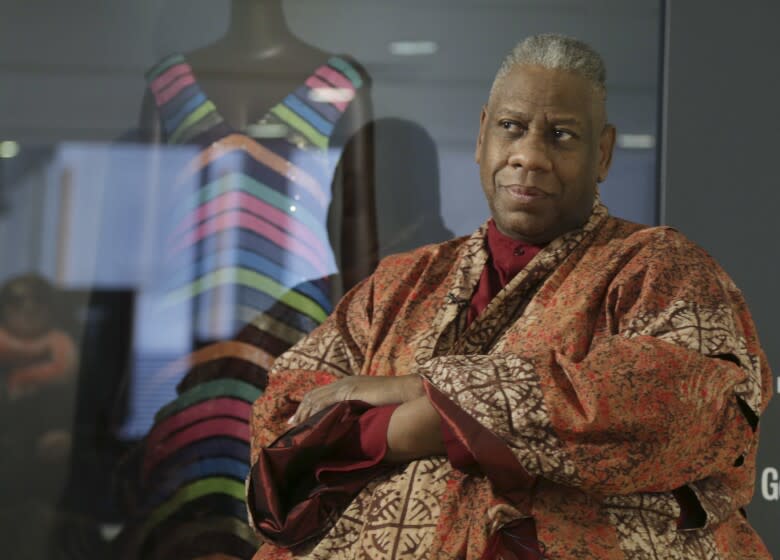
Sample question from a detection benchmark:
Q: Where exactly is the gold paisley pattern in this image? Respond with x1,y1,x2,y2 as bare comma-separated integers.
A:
271,325,359,378
425,354,577,482
604,493,719,559
689,477,737,530
622,299,763,415
299,459,450,559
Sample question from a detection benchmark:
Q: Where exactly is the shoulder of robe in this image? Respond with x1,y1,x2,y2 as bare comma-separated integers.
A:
601,221,743,297
372,234,473,275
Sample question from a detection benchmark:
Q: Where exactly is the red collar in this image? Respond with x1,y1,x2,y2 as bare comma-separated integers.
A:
486,220,545,285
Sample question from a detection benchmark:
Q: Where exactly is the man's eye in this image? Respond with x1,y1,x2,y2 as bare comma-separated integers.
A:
500,120,519,131
553,129,574,140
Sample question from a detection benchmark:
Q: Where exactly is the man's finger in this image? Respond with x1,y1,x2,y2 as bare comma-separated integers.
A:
288,379,355,426
289,397,311,425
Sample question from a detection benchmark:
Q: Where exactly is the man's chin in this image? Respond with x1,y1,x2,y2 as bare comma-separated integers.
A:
494,215,553,243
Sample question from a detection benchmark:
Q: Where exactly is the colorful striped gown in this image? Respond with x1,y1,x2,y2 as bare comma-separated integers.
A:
127,53,369,559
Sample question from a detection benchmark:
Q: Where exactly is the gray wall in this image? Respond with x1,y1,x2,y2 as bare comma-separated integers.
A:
663,0,780,552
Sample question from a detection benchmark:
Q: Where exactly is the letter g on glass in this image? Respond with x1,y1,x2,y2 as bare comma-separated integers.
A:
761,467,780,501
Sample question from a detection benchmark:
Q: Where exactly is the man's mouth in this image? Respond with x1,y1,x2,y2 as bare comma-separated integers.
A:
502,185,550,203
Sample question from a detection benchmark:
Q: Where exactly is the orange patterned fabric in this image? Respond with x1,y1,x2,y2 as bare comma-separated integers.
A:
248,203,772,559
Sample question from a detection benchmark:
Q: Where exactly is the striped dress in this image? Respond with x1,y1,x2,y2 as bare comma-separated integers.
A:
127,53,370,559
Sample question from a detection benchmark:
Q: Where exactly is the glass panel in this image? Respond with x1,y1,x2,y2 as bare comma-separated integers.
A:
0,1,663,557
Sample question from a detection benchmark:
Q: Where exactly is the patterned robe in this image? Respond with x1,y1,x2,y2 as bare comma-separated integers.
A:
247,203,772,559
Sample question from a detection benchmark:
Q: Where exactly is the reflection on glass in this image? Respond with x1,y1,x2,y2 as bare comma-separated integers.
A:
113,1,379,558
0,1,665,558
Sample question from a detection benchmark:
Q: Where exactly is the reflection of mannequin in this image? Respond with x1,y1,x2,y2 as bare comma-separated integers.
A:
372,118,453,256
138,0,378,291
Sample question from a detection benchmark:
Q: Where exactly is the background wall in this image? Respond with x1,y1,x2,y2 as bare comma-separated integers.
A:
663,0,780,549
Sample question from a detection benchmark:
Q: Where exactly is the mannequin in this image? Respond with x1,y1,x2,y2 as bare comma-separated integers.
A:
138,0,378,292
118,3,378,558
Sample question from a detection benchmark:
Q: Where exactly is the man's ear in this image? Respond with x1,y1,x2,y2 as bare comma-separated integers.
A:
597,123,616,182
475,106,487,164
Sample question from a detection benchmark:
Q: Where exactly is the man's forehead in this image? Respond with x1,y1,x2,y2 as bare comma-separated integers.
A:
489,64,603,121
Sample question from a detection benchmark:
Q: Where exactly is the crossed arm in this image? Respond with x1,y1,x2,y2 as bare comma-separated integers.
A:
259,232,768,502
287,373,446,463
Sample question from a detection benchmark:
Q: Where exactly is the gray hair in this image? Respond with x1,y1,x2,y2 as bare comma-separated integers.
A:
492,33,607,102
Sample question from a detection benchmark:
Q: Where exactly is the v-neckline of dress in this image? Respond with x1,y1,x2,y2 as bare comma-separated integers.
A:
176,53,335,137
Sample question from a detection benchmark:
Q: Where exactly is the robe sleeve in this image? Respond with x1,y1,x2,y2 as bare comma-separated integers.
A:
247,276,384,546
246,400,398,549
249,275,375,466
422,230,770,509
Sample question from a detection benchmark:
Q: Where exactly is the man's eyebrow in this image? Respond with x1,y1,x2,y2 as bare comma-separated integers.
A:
493,108,532,120
548,116,583,126
493,109,583,127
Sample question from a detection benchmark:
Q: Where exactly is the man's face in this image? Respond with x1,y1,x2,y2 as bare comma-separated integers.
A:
475,64,615,244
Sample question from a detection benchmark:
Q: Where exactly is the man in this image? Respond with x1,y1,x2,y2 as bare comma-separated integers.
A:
246,34,772,559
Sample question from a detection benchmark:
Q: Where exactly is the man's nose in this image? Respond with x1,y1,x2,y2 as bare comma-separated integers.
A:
507,136,552,172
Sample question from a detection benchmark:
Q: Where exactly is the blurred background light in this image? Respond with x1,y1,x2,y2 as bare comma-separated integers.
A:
617,133,655,149
0,141,20,159
388,40,439,56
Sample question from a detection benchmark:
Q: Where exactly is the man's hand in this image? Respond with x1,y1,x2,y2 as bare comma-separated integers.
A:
288,374,424,425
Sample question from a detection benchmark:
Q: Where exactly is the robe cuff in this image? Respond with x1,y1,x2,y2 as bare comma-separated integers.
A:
481,518,542,560
360,403,397,459
440,416,479,473
313,403,398,480
423,380,536,505
247,401,397,549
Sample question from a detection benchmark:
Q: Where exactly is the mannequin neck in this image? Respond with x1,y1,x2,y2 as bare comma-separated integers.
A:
222,0,296,59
